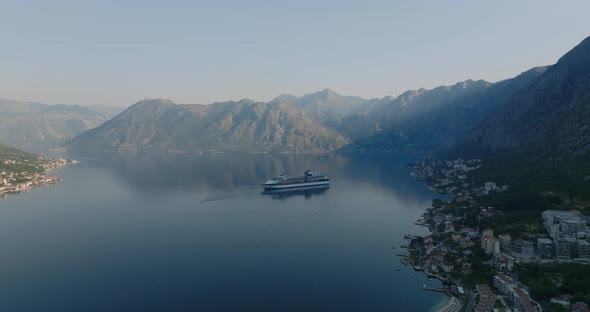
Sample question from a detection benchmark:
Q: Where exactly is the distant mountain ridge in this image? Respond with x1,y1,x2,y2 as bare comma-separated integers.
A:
468,36,590,160
65,98,349,153
63,68,550,154
339,69,546,152
0,99,113,152
62,36,590,155
269,89,367,122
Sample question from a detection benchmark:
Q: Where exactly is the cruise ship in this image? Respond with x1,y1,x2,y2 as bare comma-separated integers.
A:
262,170,330,189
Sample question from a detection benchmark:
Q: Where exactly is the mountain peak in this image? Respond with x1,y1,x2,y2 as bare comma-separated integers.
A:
129,98,176,111
236,98,256,105
316,88,344,100
133,98,176,107
454,79,490,89
65,96,348,153
319,88,337,95
270,94,298,103
471,35,590,158
551,35,590,77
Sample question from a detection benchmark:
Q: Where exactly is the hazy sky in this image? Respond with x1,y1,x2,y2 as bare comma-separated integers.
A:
1,1,589,106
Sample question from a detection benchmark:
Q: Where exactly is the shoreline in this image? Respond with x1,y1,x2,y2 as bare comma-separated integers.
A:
406,159,468,312
0,158,78,199
0,176,61,199
435,296,461,312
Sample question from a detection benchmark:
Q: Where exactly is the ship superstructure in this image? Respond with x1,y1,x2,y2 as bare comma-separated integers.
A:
262,170,330,189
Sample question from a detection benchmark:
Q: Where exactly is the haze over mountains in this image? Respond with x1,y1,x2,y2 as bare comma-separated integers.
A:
0,99,114,153
2,36,589,161
470,36,590,160
65,98,348,153
62,64,553,154
351,67,548,152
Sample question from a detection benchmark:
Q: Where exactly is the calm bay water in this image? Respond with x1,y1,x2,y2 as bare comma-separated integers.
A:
0,153,446,311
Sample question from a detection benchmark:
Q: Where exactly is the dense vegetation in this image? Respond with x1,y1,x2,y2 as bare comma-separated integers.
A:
465,152,590,237
0,143,43,175
461,153,590,304
518,263,590,304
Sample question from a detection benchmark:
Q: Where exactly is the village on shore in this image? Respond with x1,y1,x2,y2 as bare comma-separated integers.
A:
403,158,589,312
0,157,78,198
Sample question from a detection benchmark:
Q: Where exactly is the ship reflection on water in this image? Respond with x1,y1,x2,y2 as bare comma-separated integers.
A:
261,185,329,200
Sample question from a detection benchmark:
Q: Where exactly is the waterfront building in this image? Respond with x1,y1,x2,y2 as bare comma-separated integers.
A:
542,210,579,226
508,287,535,312
578,240,590,259
498,234,511,250
492,253,514,272
543,210,588,241
482,228,494,237
511,239,534,259
493,274,516,294
481,235,500,255
560,219,587,238
536,238,554,258
549,224,560,239
475,284,496,312
555,237,578,259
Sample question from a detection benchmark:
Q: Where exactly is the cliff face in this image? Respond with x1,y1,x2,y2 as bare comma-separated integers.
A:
472,36,590,159
342,70,545,152
65,98,349,153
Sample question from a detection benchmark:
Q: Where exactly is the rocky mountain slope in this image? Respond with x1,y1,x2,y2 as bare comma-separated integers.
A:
471,36,590,159
0,142,35,158
342,69,546,152
0,99,112,152
63,35,590,156
65,99,349,153
269,89,367,122
364,79,492,126
63,67,547,154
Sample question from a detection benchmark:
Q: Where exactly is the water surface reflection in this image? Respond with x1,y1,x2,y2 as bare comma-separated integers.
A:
0,152,447,311
261,185,330,201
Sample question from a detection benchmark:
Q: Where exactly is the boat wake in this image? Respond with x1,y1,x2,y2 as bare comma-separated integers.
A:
200,186,259,203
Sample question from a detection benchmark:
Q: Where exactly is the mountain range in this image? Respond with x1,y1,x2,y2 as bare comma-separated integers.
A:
349,67,547,152
3,36,589,160
63,67,548,154
65,98,348,153
0,99,114,152
470,36,590,160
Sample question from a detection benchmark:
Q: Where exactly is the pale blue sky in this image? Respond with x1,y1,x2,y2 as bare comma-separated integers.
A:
1,0,589,106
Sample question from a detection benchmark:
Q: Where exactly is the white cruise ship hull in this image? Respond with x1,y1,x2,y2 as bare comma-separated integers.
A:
262,180,330,189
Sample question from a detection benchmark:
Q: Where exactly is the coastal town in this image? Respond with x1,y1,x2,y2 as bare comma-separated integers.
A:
404,158,590,312
0,156,78,198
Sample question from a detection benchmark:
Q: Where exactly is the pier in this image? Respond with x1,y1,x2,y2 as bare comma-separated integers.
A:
422,287,452,296
403,233,418,240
